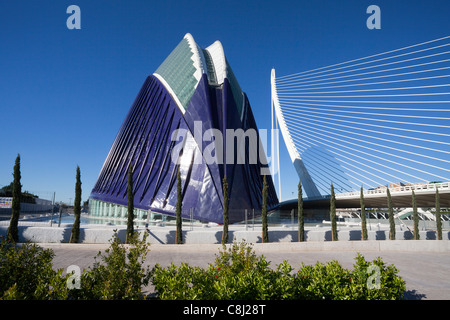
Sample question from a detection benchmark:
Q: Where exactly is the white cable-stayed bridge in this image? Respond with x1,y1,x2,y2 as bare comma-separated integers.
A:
271,36,450,211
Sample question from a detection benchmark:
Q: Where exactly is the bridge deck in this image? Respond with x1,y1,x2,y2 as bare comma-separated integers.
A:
279,183,450,209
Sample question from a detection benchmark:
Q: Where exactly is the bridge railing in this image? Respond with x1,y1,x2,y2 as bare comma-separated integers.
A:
337,182,450,199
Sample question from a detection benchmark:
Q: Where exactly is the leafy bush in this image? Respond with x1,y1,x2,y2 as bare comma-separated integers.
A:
1,237,406,300
0,240,68,300
152,241,406,300
72,232,151,300
1,232,152,300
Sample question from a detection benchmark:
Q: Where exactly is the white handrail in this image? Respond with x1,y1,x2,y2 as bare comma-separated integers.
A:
337,182,449,198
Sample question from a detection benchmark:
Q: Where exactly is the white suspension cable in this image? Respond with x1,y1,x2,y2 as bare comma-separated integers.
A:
280,103,450,126
287,122,450,183
282,109,450,158
278,83,450,96
277,43,450,83
276,73,450,92
276,35,450,81
292,135,392,189
276,58,450,87
291,131,373,190
285,117,450,175
279,102,450,121
299,146,351,189
290,131,411,185
294,141,356,190
276,99,450,112
289,128,440,183
280,108,450,149
279,91,450,99
277,106,450,138
277,51,450,86
279,97,450,104
272,36,450,195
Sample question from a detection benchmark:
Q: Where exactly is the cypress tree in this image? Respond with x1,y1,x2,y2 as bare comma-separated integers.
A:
176,168,183,244
261,175,269,243
387,188,396,240
126,164,134,244
70,166,82,243
360,186,368,241
222,176,229,244
412,190,420,240
435,188,442,240
298,179,305,242
7,154,21,243
330,183,338,241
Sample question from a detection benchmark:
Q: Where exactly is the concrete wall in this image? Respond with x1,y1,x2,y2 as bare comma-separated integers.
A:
1,224,449,246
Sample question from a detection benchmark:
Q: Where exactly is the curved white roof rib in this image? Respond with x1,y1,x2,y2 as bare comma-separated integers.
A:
184,33,207,83
205,40,227,85
153,33,209,114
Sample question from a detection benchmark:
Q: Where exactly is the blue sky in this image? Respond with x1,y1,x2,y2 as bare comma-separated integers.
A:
1,0,449,203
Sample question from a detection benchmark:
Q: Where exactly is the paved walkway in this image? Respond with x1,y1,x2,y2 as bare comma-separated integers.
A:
41,241,450,300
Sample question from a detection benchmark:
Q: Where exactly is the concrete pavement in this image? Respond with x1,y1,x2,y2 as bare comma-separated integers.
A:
41,240,450,300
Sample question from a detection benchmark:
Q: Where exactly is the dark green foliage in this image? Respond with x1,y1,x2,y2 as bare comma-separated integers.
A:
1,182,37,203
298,179,305,242
7,154,21,243
387,188,396,240
435,188,442,240
261,175,269,243
151,242,406,300
0,233,151,300
73,232,151,300
70,166,82,243
0,238,406,300
0,240,68,299
412,190,420,240
126,165,134,244
360,187,368,241
176,168,183,244
222,176,229,244
330,184,338,241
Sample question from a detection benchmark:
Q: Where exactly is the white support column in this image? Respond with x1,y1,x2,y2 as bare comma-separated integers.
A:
271,68,321,199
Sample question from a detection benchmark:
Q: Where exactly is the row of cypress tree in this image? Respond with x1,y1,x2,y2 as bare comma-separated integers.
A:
297,180,444,242
5,155,445,244
6,154,83,244
173,171,445,244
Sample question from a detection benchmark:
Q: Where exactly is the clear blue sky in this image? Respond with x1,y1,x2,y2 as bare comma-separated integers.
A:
1,0,449,203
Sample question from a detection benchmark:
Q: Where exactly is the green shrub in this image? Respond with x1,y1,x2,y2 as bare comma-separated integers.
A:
351,253,406,300
1,232,152,300
73,232,151,300
0,240,68,300
1,237,406,300
151,241,406,300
